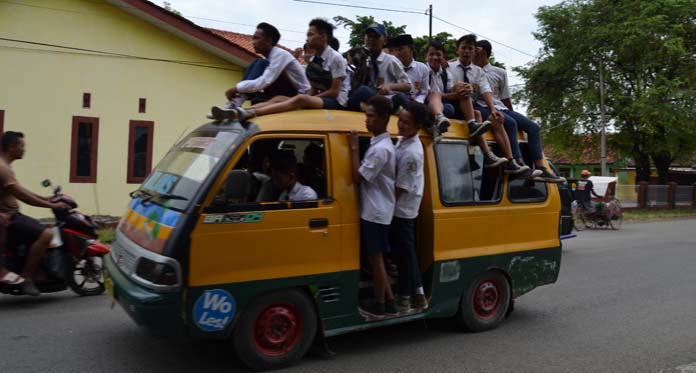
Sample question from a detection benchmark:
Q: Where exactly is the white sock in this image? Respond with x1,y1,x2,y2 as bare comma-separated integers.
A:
415,287,424,295
467,119,476,124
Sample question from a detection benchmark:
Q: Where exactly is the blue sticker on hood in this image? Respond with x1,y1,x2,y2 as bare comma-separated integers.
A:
193,289,236,332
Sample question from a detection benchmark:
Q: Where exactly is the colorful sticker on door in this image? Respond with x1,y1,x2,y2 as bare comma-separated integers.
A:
193,289,236,332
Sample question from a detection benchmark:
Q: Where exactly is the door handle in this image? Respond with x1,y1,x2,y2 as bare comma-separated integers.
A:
309,218,328,228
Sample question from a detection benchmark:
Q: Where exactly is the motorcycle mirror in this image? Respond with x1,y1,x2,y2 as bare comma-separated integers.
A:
41,179,52,188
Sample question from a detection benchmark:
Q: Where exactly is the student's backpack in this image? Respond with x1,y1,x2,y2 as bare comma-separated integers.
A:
347,47,372,94
305,59,333,92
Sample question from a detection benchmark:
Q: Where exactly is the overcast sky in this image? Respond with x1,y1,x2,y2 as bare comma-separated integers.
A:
163,0,563,92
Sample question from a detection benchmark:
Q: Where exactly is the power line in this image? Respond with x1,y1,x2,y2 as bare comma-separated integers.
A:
289,0,536,59
292,0,426,15
0,37,243,71
431,16,535,58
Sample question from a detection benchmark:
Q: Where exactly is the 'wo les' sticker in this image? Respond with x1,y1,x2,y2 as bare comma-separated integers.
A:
193,289,236,332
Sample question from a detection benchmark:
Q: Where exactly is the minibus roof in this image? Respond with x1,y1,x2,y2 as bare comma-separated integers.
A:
207,109,526,142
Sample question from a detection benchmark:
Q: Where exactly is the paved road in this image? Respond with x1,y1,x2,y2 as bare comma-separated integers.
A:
2,219,696,372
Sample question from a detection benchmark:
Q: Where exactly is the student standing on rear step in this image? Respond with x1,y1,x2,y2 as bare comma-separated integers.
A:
348,96,398,321
390,102,429,315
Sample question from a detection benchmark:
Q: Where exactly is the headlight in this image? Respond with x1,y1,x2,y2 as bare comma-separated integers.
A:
134,257,178,286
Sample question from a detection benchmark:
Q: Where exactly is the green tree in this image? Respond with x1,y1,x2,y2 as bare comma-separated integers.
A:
333,15,406,48
162,1,182,16
516,0,696,183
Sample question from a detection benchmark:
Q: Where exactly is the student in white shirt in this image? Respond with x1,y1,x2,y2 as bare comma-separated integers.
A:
474,40,564,183
345,24,411,113
270,151,318,202
210,22,311,120
234,19,351,121
390,101,429,314
348,96,398,320
449,34,529,175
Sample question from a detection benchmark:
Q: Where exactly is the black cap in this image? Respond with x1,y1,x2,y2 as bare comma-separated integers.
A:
389,34,413,47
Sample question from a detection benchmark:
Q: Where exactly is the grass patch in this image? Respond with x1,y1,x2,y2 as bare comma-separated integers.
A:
97,228,116,244
623,209,696,222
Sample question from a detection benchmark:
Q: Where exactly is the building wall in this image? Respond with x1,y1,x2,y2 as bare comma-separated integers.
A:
0,0,242,218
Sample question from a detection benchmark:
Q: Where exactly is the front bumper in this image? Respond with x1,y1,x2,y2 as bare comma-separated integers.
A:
104,254,185,336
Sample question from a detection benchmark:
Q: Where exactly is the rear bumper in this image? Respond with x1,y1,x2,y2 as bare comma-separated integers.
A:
105,254,185,336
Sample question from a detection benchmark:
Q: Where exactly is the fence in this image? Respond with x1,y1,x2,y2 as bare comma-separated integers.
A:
614,182,696,209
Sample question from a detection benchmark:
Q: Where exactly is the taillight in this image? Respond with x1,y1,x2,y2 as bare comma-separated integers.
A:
134,257,178,286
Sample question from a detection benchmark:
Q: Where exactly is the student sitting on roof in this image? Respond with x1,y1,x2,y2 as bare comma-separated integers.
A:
209,22,311,120
229,18,350,121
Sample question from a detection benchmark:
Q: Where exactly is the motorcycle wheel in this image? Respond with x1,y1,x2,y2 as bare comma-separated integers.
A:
66,256,105,296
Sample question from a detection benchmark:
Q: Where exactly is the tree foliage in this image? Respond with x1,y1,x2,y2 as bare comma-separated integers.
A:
333,15,406,48
516,0,696,183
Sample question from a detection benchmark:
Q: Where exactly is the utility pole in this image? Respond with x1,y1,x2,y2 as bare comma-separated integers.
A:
428,4,432,43
599,59,607,176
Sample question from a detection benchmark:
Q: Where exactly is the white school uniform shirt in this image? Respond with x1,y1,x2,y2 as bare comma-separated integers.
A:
278,181,317,201
358,132,396,225
314,47,351,107
236,46,311,94
447,60,492,103
402,59,430,103
394,135,424,219
428,66,453,94
476,63,510,111
367,51,411,87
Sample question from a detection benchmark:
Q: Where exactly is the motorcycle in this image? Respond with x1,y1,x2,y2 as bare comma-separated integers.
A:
0,180,110,296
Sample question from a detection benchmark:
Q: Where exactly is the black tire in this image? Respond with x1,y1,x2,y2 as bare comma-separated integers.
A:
232,288,317,371
66,256,105,296
456,270,511,332
609,202,623,230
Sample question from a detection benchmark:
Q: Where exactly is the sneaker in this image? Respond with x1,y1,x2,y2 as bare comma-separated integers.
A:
435,115,450,134
385,298,399,317
513,168,543,179
467,120,491,139
210,105,238,120
412,294,429,311
18,279,40,296
235,107,256,122
504,159,531,175
397,296,413,315
483,153,507,168
358,299,385,321
533,167,567,183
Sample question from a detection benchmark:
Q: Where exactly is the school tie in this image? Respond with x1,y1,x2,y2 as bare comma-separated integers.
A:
313,55,324,67
460,65,470,83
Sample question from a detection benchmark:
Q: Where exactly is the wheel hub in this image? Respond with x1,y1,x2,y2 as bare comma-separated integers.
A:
474,280,501,320
254,304,302,356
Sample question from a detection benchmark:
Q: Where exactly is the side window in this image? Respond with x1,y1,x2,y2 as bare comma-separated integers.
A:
435,141,501,204
210,137,327,211
508,143,548,202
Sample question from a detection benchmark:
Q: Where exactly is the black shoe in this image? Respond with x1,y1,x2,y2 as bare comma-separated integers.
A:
385,299,399,317
533,167,567,183
436,115,450,134
211,105,238,120
358,299,385,321
468,120,491,138
504,159,531,175
19,280,40,296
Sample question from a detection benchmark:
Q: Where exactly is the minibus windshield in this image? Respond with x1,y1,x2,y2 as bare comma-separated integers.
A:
136,128,242,211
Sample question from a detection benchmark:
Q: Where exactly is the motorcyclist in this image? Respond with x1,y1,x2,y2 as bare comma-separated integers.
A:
0,131,70,296
575,169,602,215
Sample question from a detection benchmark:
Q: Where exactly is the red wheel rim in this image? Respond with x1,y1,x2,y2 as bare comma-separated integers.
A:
473,280,502,320
253,303,303,357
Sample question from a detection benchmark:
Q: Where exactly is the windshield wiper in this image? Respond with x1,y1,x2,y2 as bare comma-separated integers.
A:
158,193,189,201
129,189,153,201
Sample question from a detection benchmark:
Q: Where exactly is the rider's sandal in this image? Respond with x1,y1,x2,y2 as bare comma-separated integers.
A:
0,271,25,285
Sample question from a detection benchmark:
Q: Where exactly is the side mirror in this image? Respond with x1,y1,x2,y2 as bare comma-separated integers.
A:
224,170,251,203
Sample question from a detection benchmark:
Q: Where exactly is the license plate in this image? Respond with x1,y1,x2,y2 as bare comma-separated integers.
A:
104,270,116,308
